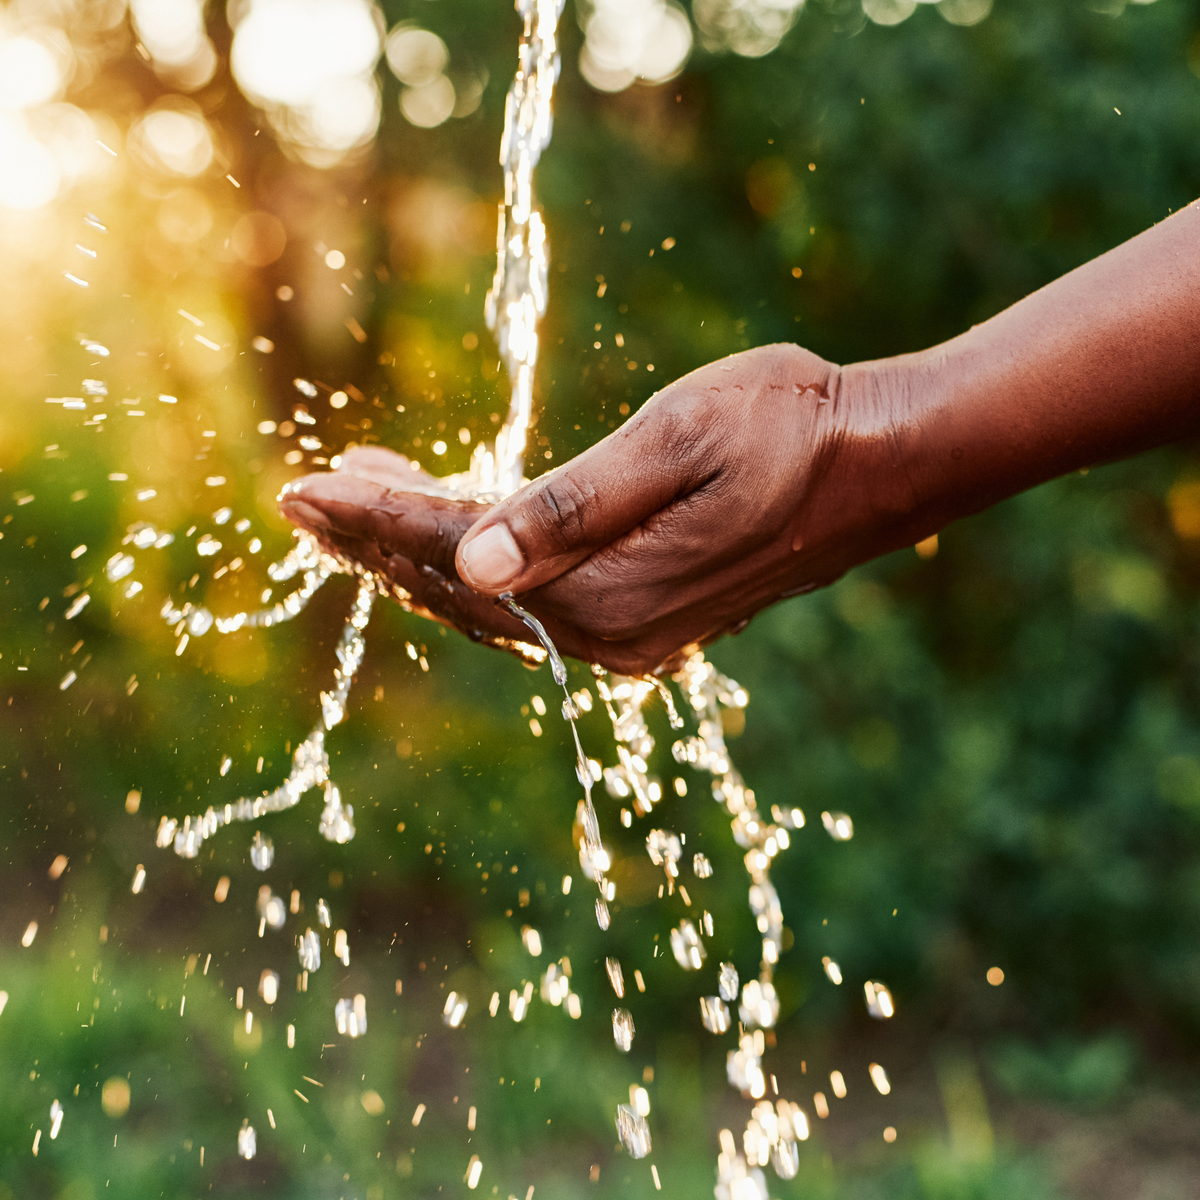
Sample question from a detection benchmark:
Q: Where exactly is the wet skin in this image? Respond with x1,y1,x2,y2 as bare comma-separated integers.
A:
280,201,1200,675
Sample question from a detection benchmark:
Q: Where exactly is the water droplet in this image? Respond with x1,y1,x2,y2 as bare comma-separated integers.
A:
443,991,468,1027
298,928,321,972
669,920,706,970
105,553,135,581
605,957,624,998
718,962,739,1002
864,980,894,1019
258,970,279,1004
821,811,853,841
335,994,367,1037
612,1007,634,1051
249,832,274,871
700,995,730,1033
615,1104,651,1158
645,829,682,876
237,1122,256,1159
739,979,779,1029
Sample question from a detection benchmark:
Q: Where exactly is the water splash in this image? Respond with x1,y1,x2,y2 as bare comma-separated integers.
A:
152,575,374,859
140,0,572,860
87,0,898,1180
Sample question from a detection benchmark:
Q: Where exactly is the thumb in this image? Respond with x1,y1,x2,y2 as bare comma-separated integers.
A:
457,398,706,595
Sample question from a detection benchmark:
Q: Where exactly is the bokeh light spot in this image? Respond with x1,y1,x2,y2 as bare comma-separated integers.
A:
400,75,456,129
385,25,449,86
232,211,288,266
101,1077,130,1118
0,35,65,110
0,114,60,209
131,103,214,177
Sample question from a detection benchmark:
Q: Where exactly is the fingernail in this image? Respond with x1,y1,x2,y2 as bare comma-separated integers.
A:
280,498,331,535
459,523,524,590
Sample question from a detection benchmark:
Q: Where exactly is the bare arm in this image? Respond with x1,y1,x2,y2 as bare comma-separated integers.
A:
895,199,1200,533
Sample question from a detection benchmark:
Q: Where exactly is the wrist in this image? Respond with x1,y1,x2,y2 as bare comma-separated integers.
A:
873,343,990,539
848,337,1041,548
820,351,952,554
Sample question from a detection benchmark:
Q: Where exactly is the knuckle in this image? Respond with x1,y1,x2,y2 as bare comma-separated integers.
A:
644,403,708,472
526,473,597,552
417,516,464,575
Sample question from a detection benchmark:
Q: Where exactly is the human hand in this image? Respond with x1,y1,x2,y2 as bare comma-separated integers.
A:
281,203,1200,674
279,343,937,673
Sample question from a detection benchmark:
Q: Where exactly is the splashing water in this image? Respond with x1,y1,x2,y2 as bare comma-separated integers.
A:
136,0,570,861
153,573,373,860
61,0,899,1187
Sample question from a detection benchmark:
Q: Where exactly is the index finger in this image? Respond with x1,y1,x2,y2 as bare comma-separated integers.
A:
280,472,487,578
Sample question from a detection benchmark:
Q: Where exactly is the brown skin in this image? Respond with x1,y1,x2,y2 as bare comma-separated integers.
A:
280,201,1200,675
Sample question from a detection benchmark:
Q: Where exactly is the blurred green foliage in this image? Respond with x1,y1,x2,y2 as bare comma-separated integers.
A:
2,0,1200,1197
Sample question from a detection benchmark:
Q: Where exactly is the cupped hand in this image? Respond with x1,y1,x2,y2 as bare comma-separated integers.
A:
279,343,933,674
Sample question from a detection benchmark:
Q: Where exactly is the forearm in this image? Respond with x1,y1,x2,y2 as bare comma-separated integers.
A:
873,200,1200,533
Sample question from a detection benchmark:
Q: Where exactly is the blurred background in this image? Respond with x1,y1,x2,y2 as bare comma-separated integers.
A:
2,0,1200,1196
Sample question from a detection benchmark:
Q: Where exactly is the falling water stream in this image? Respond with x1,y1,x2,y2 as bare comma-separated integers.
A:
38,0,897,1191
